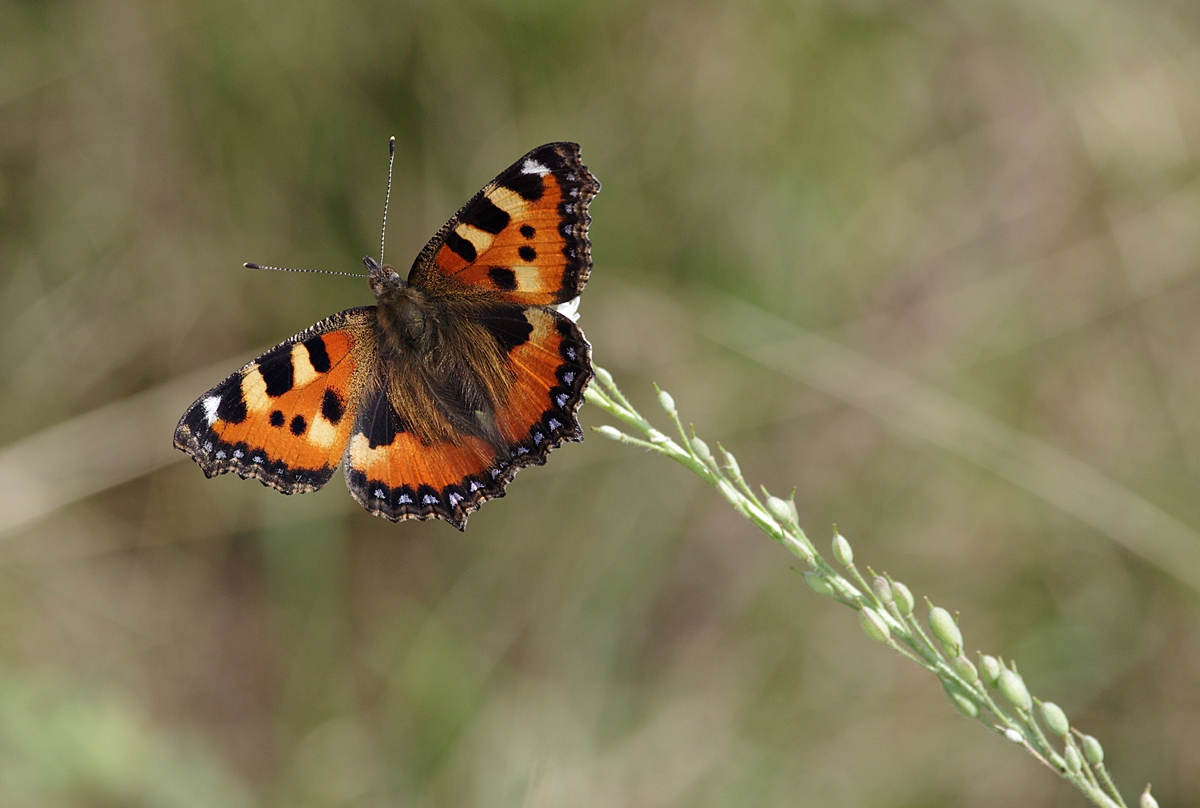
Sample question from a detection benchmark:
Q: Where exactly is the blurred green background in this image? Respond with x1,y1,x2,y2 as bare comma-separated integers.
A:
2,0,1200,805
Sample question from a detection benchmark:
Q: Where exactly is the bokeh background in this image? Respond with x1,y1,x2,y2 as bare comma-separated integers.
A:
2,0,1200,805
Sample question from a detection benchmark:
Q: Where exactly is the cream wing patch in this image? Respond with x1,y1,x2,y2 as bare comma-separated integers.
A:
241,367,270,413
291,342,321,387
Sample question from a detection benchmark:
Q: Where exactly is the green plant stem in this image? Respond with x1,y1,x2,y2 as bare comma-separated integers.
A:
585,366,1141,808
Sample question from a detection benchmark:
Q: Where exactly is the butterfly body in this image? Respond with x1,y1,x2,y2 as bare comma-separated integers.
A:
175,143,599,529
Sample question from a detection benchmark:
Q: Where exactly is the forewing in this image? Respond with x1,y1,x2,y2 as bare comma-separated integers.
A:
408,142,600,306
174,308,374,493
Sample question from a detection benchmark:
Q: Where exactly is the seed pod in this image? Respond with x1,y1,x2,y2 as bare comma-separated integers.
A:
873,576,893,605
891,581,914,616
997,669,1032,711
1140,785,1159,808
721,449,744,482
766,497,796,527
1064,745,1082,774
1082,735,1104,765
928,607,962,655
1040,702,1069,737
979,655,1002,687
952,655,978,684
596,425,624,441
859,607,890,643
941,679,979,719
657,389,676,414
691,437,713,464
803,572,836,599
832,533,854,566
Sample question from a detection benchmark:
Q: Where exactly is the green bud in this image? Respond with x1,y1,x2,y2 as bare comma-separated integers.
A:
721,448,742,479
1040,702,1069,737
691,437,713,464
596,425,624,441
832,532,853,566
980,655,1002,687
872,576,893,604
1064,745,1082,774
803,571,836,598
928,607,962,655
657,388,676,414
891,581,914,616
766,497,796,527
859,607,890,643
997,669,1032,711
1141,785,1159,808
941,680,979,719
1082,734,1104,765
594,366,614,386
1003,728,1024,744
951,655,978,684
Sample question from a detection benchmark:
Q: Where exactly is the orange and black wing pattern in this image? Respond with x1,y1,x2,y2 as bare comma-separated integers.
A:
343,306,591,529
407,142,600,305
173,308,372,493
175,142,598,529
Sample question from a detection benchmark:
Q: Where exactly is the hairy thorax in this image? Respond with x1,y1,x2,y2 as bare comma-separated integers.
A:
367,262,514,449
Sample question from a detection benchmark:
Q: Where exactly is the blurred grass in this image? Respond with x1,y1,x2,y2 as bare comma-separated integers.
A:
2,0,1200,805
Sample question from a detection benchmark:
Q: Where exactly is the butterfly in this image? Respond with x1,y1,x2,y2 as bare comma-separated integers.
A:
174,142,599,529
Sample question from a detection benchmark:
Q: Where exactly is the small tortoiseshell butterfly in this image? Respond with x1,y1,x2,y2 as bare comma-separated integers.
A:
174,142,599,529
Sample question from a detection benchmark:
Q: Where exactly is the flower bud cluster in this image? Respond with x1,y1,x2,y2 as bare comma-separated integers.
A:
589,368,1139,808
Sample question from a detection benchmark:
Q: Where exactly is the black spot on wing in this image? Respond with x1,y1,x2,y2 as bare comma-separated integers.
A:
321,389,345,425
443,229,477,263
303,335,331,373
518,245,536,262
270,410,285,427
475,306,532,353
499,171,544,202
259,353,294,397
487,266,517,292
461,195,510,235
520,224,535,239
290,415,307,436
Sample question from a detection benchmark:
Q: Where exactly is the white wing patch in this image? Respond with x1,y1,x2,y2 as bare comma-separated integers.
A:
202,395,221,426
521,159,549,176
555,296,581,322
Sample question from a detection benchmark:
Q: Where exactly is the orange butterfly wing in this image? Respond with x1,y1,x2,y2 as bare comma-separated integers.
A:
174,309,372,492
407,142,599,306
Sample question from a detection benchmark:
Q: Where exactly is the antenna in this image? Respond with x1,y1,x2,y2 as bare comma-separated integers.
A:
244,262,365,279
380,136,396,266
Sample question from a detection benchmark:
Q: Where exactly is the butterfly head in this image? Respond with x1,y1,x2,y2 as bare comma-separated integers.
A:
363,255,434,348
363,256,403,296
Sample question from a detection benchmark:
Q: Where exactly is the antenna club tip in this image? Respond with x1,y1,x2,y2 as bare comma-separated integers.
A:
243,262,258,269
389,136,396,151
